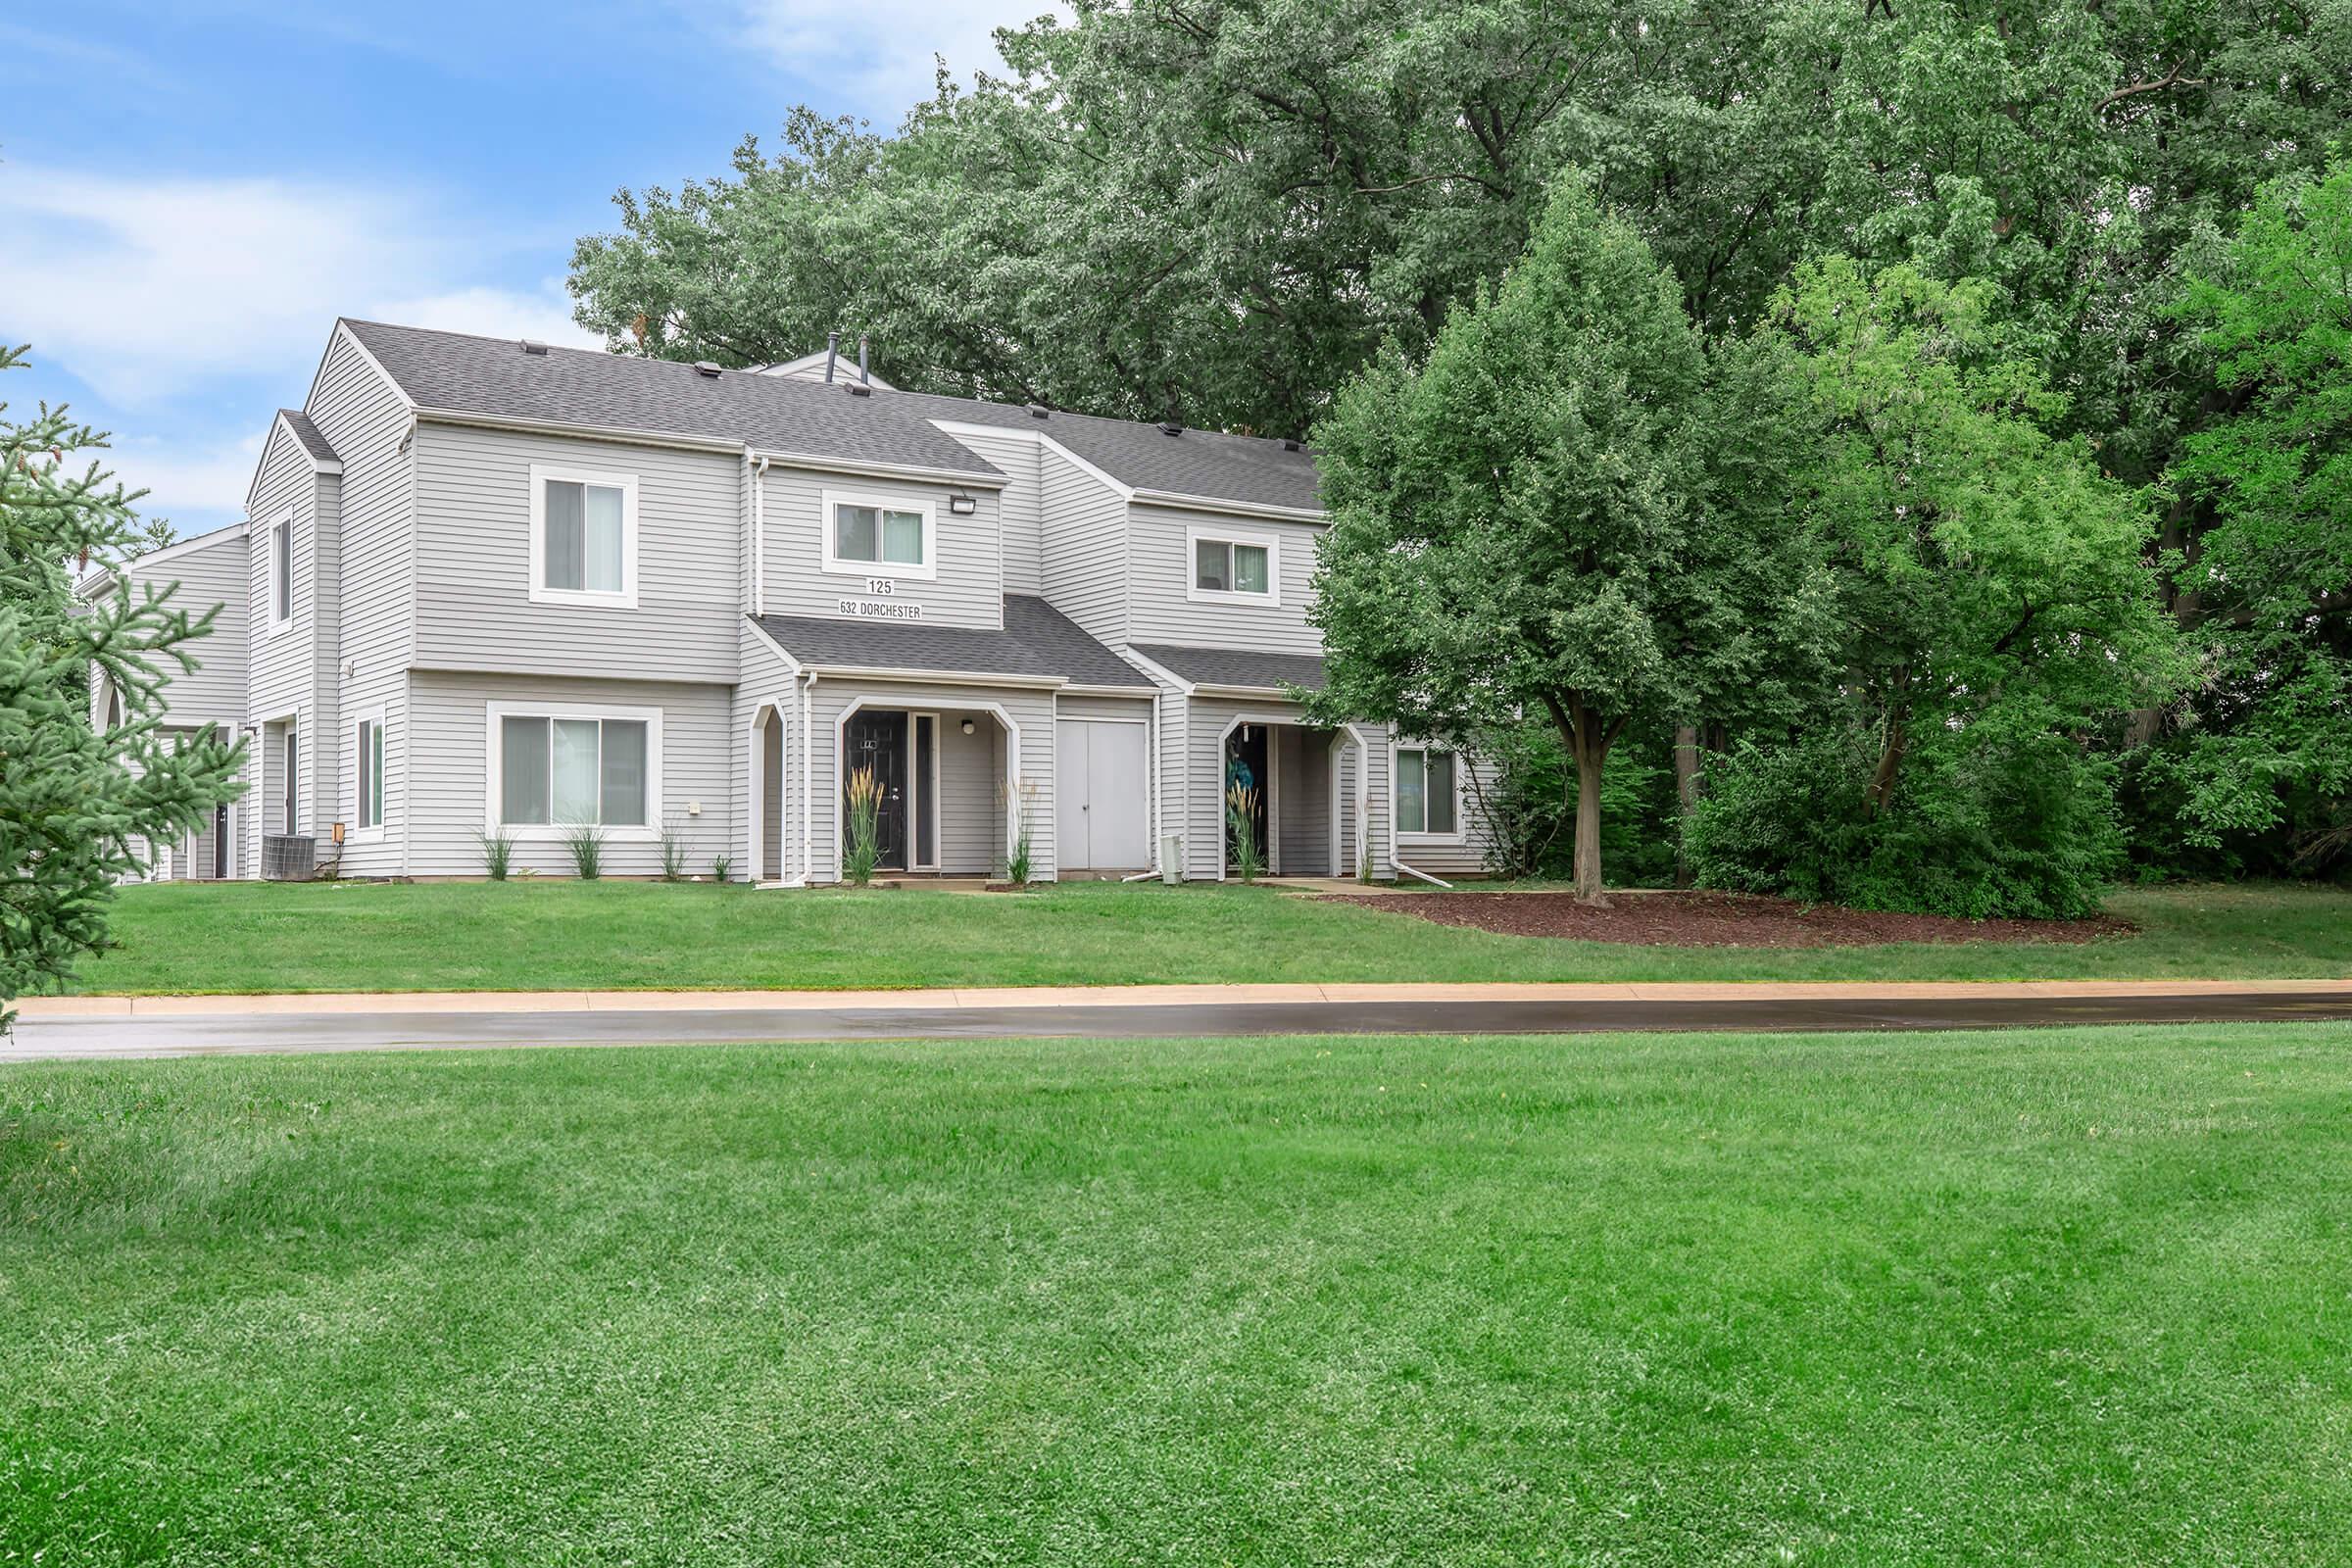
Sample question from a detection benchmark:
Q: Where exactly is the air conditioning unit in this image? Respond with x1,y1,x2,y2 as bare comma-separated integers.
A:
262,835,317,881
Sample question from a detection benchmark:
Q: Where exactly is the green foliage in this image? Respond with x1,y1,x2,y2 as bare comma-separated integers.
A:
2147,155,2352,861
1464,720,1677,886
658,822,690,882
563,825,606,881
0,348,241,1023
1224,783,1264,883
1689,727,2126,921
843,765,883,887
1310,177,1831,898
478,830,515,881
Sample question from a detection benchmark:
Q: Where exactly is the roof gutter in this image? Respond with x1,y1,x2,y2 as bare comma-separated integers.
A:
408,408,1008,490
804,663,1067,692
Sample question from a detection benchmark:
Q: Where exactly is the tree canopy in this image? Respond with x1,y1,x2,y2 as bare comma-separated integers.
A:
0,348,241,1023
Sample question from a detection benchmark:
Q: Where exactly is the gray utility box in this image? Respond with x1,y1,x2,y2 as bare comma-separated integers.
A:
262,835,317,881
1160,833,1184,885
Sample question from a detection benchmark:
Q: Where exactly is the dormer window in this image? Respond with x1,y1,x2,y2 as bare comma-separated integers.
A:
822,489,935,580
529,465,638,609
1189,525,1279,604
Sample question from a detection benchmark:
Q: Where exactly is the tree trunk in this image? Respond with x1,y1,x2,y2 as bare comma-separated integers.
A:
1864,706,1906,817
1673,724,1701,888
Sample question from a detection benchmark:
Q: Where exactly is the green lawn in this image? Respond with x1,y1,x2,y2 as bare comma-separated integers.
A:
59,878,2352,994
4,1023,2349,1564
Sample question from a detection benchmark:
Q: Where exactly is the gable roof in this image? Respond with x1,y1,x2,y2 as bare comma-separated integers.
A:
752,595,1154,691
338,319,1001,483
748,347,899,391
1129,643,1326,694
330,319,1320,513
899,392,1323,515
277,409,341,466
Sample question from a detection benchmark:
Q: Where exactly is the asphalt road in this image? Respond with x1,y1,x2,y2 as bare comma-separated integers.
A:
10,989,2352,1063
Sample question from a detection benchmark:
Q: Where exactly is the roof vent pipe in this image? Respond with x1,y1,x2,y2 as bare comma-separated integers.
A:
858,334,870,385
823,330,840,383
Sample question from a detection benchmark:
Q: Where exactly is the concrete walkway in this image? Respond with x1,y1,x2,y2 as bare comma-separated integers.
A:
8,979,2351,1063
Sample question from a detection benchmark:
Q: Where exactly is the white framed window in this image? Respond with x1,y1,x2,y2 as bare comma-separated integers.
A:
279,720,301,834
267,512,293,631
1188,524,1280,605
1393,744,1461,839
528,465,639,608
821,488,936,581
354,711,387,838
484,702,662,839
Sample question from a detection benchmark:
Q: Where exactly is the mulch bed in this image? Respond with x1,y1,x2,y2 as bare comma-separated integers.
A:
1314,889,2135,948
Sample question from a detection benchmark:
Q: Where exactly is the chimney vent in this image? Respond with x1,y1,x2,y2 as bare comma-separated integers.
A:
693,361,721,378
858,333,871,385
823,330,840,383
519,339,549,356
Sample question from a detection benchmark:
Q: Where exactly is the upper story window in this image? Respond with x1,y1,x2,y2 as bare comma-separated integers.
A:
529,465,638,609
1189,524,1279,605
1394,744,1460,838
822,489,935,580
267,514,293,630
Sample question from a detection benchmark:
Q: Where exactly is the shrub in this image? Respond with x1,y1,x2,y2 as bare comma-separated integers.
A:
478,830,514,881
563,824,607,880
999,777,1039,886
1464,720,1679,884
710,854,733,883
843,765,884,887
1686,725,2123,919
1225,782,1264,882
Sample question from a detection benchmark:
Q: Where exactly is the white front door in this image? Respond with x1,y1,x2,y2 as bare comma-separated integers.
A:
1055,719,1151,870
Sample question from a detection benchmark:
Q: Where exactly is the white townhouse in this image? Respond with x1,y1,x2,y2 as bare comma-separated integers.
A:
83,321,1492,885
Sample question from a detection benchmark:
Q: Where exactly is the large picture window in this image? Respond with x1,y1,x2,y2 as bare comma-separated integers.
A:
491,708,656,831
1188,524,1280,604
530,466,638,607
1394,745,1458,837
821,489,936,579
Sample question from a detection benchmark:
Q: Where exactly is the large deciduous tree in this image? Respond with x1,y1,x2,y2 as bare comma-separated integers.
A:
1307,179,1829,902
0,348,241,1026
2155,156,2352,865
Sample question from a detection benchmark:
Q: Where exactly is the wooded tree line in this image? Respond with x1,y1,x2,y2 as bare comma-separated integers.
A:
571,0,2352,910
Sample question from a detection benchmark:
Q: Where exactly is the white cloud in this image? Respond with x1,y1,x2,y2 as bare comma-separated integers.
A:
0,164,601,528
723,0,1062,120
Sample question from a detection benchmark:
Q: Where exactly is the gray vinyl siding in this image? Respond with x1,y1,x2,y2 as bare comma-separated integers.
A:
245,425,318,874
1124,502,1325,654
1274,725,1336,876
734,619,801,882
1353,727,1396,881
405,670,736,878
121,530,248,727
803,678,1055,881
1154,686,1190,875
304,324,416,876
938,426,1044,595
760,463,1004,630
411,422,740,684
1038,448,1128,646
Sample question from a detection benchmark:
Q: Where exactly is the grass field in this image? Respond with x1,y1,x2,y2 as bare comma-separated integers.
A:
58,878,2352,994
4,1023,2348,1564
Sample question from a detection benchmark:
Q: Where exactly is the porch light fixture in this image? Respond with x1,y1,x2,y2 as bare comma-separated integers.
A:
960,718,976,735
948,493,978,516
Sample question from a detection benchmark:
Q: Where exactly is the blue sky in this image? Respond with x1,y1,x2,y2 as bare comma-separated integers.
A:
2,0,1047,540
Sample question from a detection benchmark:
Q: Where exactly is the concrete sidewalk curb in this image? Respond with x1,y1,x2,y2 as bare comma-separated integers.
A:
20,976,2352,1020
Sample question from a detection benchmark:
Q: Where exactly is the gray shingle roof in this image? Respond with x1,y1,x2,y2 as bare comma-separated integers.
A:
1130,644,1326,693
278,409,340,465
753,596,1155,690
886,391,1324,514
336,319,1322,511
342,320,1001,480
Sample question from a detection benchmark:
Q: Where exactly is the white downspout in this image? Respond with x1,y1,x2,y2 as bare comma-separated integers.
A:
1391,858,1452,889
751,457,770,618
801,669,819,885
